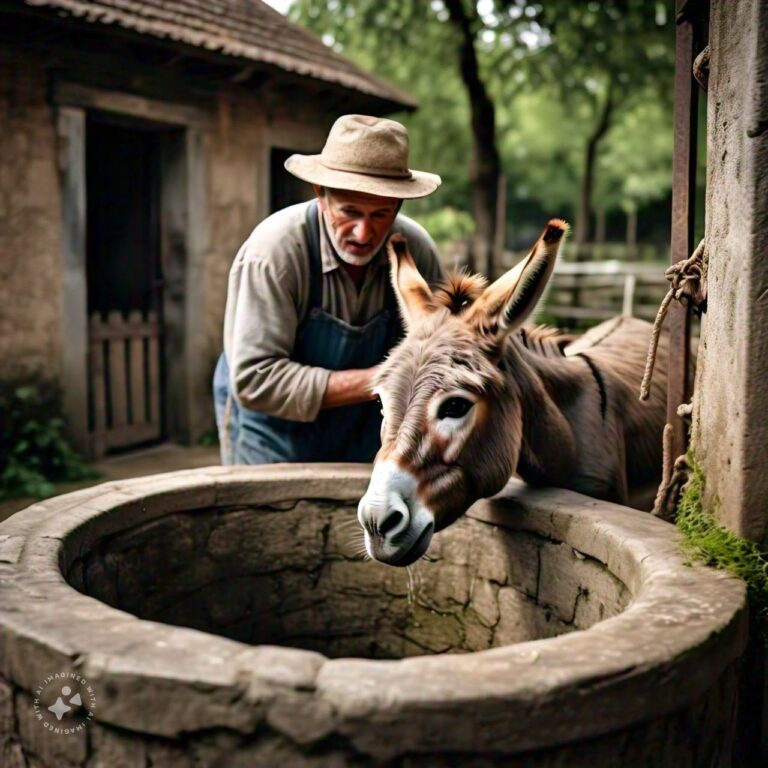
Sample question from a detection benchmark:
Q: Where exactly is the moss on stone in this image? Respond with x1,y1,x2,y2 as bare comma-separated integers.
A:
676,455,768,645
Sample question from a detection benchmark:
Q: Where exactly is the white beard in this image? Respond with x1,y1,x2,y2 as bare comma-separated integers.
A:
323,212,388,266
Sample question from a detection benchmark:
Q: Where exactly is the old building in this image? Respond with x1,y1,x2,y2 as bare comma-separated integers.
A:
0,0,414,457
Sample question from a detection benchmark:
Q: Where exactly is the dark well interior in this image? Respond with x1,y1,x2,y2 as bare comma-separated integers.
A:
64,500,630,659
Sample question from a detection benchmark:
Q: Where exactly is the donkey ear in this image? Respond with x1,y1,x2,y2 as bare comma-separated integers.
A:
467,219,568,337
388,233,435,329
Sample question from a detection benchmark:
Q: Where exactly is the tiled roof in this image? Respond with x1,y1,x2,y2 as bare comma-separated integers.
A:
23,0,416,108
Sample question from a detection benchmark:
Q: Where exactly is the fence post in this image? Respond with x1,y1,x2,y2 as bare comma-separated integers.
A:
622,273,637,317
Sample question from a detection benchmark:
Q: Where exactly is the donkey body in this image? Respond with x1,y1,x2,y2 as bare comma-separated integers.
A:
357,221,667,567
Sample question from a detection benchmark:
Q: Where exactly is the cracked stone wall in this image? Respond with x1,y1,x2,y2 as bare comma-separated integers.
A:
64,501,629,659
693,0,768,545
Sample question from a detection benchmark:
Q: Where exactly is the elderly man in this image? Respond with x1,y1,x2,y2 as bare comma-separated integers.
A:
213,114,444,464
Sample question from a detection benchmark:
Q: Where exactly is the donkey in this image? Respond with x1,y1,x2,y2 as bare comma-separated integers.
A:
357,220,668,567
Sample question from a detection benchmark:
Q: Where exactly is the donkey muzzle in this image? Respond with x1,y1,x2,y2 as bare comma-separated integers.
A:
358,461,434,567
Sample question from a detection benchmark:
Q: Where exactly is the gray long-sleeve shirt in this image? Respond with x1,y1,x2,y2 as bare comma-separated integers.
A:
223,201,445,422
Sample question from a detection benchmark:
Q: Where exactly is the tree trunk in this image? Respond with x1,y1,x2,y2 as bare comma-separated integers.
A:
595,208,607,242
595,207,607,259
625,207,638,259
444,0,501,279
573,85,615,261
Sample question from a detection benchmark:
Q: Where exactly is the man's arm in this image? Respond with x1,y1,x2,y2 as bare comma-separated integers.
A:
322,367,379,409
225,230,332,423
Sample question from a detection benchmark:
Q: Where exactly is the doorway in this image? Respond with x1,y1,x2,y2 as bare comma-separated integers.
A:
85,113,172,456
270,146,316,213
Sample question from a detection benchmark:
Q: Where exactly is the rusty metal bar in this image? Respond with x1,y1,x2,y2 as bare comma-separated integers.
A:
667,0,706,459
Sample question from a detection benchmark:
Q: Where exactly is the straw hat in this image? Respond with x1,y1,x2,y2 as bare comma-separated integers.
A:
284,114,441,199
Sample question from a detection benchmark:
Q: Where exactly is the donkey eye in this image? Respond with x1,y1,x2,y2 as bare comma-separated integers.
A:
437,397,474,420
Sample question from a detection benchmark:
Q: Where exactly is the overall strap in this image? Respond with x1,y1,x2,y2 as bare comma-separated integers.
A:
304,200,323,311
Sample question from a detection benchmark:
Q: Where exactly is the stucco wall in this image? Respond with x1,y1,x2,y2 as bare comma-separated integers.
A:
0,50,64,379
692,0,768,544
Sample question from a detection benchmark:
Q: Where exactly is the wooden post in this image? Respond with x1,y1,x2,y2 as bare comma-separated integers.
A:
88,314,107,458
625,208,638,260
622,273,637,317
107,311,128,432
57,107,90,455
127,310,147,425
667,0,705,460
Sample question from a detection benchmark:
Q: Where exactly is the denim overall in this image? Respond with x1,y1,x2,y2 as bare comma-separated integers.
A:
213,201,402,465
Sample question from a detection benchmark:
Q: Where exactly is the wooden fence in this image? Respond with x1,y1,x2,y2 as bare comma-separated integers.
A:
88,310,162,457
543,260,670,327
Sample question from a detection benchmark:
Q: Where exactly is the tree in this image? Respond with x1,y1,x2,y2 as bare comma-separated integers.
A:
527,0,674,256
596,97,675,253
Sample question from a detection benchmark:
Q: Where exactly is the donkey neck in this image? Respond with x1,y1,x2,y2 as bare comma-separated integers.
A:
502,339,592,487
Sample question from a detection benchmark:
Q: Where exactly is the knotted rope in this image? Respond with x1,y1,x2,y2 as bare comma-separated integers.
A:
693,45,710,91
638,240,707,519
639,239,707,401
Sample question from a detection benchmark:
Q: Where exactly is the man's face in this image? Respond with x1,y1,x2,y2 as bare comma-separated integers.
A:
315,186,400,266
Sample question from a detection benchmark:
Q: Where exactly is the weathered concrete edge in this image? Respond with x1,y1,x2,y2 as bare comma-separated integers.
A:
0,465,748,757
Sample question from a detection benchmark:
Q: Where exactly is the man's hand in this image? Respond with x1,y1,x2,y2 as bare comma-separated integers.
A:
322,367,379,409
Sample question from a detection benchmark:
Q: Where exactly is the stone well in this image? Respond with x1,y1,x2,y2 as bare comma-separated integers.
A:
0,465,748,767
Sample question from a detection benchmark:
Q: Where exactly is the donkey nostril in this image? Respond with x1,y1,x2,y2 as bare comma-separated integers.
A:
379,509,404,537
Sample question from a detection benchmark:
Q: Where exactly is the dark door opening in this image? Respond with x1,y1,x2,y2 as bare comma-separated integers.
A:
86,113,169,456
270,147,317,213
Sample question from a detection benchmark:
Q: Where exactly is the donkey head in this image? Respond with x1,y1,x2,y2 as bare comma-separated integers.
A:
358,219,569,566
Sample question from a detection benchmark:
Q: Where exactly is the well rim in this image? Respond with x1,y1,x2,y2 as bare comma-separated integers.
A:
0,465,747,758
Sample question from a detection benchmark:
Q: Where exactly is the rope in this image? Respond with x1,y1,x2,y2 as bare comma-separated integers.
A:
639,240,706,521
693,45,710,91
639,239,707,401
639,289,675,401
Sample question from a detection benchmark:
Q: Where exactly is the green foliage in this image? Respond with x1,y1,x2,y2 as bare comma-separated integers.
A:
596,98,674,213
499,90,588,213
677,455,768,646
0,377,97,500
198,427,220,447
406,206,475,247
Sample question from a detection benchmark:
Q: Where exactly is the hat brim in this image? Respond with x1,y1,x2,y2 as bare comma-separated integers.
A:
284,154,441,199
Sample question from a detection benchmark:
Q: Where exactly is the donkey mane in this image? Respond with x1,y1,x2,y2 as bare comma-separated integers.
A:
431,270,488,315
